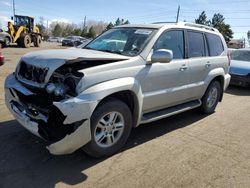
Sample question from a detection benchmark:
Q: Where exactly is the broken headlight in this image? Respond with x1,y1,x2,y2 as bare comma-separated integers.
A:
46,68,84,98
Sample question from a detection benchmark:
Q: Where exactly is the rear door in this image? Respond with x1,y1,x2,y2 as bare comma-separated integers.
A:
187,31,225,99
185,30,211,99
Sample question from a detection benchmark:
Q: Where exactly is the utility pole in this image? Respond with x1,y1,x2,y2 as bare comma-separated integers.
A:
176,5,180,23
47,20,49,35
83,16,86,28
13,0,16,19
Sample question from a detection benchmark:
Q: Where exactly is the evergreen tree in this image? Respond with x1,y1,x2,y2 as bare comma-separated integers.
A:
106,22,114,30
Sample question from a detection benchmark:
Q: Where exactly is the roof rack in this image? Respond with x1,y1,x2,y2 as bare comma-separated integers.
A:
152,21,219,32
152,22,177,24
181,22,219,32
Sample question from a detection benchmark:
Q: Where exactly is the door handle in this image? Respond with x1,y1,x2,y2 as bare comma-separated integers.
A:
179,65,188,71
205,62,211,68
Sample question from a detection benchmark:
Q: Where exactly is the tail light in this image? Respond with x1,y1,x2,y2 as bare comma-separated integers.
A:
227,52,231,66
0,54,4,65
0,43,4,65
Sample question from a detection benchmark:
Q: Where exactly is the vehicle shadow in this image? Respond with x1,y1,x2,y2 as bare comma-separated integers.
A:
226,85,250,96
0,110,207,188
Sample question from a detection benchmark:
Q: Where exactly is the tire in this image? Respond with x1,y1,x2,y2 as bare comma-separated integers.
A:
19,34,31,48
34,35,42,47
4,37,10,47
200,80,221,114
84,99,133,158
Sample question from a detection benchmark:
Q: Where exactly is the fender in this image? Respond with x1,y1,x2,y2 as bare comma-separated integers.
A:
80,77,143,126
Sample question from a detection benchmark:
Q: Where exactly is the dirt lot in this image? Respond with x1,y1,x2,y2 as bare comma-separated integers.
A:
0,43,250,188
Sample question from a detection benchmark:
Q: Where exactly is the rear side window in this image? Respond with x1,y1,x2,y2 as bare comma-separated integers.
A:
206,33,224,56
187,31,206,58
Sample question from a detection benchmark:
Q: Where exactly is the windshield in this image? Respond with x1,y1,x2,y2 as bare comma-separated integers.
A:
231,50,250,62
84,27,156,57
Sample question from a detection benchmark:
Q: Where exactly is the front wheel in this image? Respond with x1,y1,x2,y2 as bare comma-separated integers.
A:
200,80,221,114
83,99,132,158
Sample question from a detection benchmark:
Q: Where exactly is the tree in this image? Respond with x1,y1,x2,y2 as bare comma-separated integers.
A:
195,11,209,25
211,13,233,43
194,12,233,43
115,18,121,26
36,17,46,36
123,20,130,25
106,22,114,30
52,23,63,37
81,27,88,37
86,26,96,38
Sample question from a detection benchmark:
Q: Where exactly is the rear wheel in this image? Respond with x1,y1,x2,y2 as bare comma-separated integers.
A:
34,35,42,47
84,99,133,158
19,34,31,48
200,80,221,114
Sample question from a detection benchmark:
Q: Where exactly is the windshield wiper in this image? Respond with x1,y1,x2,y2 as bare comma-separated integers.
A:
98,49,122,55
84,47,122,55
84,46,94,50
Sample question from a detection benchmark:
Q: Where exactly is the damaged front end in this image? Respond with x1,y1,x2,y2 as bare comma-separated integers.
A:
5,62,97,155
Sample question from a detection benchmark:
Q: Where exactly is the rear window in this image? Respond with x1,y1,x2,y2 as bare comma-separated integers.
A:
187,31,206,58
206,33,224,56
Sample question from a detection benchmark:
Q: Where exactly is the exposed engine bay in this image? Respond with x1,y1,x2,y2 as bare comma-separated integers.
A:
46,66,84,98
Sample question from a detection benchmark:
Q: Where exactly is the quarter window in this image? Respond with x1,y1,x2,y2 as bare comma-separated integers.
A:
187,31,206,58
154,30,185,59
206,33,224,56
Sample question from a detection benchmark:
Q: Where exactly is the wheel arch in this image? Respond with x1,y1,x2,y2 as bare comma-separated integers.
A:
208,75,225,102
96,90,140,127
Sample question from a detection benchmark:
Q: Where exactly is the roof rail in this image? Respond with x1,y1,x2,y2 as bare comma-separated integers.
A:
181,22,219,32
152,21,177,24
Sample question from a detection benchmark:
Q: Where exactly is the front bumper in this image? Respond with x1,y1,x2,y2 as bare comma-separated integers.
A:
230,74,250,87
5,74,97,155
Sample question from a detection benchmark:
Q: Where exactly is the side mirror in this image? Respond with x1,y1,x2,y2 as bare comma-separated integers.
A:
151,49,173,64
11,16,13,20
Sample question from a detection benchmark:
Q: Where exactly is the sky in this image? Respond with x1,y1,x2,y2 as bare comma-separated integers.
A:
1,0,250,40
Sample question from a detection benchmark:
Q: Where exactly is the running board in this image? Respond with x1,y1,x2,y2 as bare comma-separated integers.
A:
141,100,201,124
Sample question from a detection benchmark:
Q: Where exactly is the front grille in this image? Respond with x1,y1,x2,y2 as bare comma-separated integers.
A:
18,61,48,83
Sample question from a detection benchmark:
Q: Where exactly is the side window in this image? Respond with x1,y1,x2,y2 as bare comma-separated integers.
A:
154,30,184,59
187,31,206,58
206,33,224,56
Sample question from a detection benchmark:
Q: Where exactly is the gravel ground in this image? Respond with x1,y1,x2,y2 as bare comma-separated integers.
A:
0,43,250,188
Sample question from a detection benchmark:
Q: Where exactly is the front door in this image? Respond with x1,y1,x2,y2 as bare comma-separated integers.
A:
141,30,191,113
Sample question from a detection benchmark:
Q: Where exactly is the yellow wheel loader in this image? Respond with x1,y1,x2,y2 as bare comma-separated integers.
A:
8,15,42,48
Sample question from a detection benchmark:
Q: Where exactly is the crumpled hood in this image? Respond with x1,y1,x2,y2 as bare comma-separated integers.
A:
21,48,129,68
17,48,130,87
229,60,250,76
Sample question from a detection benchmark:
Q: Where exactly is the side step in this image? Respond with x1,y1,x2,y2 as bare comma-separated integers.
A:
141,100,201,124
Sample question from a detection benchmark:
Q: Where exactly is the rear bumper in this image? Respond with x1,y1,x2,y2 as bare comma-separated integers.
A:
5,74,97,155
224,73,231,90
230,74,250,87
